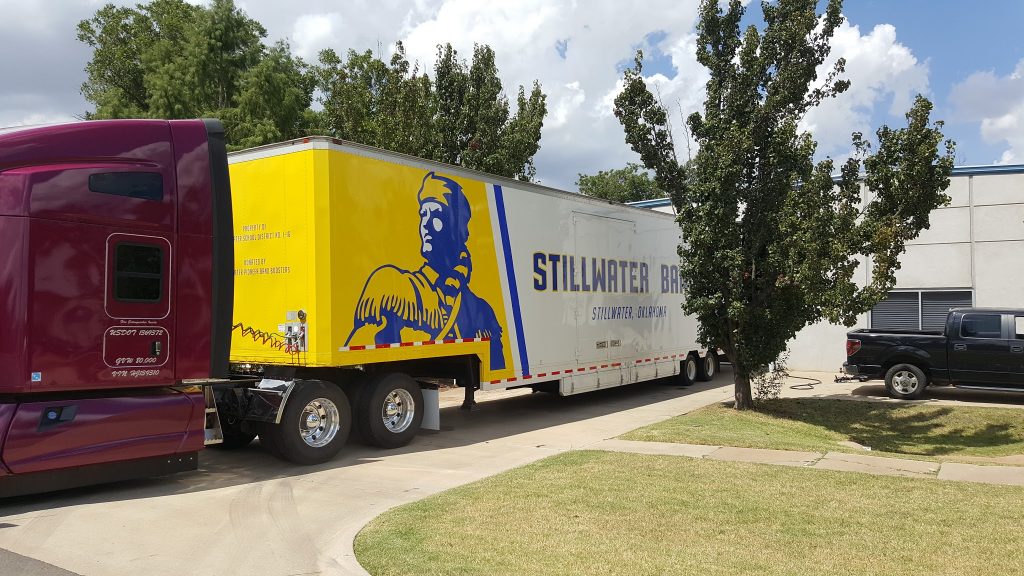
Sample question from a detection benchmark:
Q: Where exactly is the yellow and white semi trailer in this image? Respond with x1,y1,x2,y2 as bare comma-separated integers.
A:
219,137,716,464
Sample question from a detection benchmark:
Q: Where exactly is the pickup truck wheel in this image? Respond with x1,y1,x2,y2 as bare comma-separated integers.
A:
260,381,352,465
696,353,718,381
356,372,424,449
884,364,927,400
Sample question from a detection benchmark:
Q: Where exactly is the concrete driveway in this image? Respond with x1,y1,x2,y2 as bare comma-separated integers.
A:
0,375,737,576
3,370,1022,576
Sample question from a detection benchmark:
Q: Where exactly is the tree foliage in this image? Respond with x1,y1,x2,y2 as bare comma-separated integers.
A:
78,0,311,150
576,163,666,204
79,1,548,177
314,43,547,180
613,0,955,409
315,43,437,158
614,53,688,207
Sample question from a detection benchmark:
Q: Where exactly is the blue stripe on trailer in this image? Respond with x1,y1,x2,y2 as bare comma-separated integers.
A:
493,184,530,377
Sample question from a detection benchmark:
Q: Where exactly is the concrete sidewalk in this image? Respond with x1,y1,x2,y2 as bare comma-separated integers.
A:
591,438,1024,486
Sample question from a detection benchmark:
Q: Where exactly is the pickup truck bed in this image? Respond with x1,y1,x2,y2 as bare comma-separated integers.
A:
844,308,1024,399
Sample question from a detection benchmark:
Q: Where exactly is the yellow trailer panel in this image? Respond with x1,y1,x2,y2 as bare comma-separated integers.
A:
229,141,515,383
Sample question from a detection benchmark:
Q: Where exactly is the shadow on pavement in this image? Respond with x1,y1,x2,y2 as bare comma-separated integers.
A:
0,373,731,515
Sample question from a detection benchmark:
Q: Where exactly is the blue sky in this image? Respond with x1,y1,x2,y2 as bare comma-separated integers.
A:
632,0,1024,167
841,0,1024,165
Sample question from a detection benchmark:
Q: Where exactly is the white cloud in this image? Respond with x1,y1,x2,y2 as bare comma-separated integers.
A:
0,0,98,35
0,1,934,189
291,13,344,60
801,21,929,160
395,0,704,188
950,59,1024,165
4,112,79,127
549,81,585,129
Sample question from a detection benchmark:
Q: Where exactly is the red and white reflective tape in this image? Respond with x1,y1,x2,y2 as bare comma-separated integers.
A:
339,337,490,352
635,354,680,364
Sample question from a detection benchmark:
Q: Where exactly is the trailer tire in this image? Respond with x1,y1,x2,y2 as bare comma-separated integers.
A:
681,354,699,386
696,352,718,382
260,380,352,465
356,372,424,449
884,364,927,400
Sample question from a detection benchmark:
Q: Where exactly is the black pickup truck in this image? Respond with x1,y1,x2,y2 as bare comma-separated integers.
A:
843,308,1024,399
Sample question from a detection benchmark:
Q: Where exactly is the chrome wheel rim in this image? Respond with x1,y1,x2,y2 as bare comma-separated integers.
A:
299,398,341,448
686,358,697,381
705,356,716,378
891,371,919,395
382,389,416,433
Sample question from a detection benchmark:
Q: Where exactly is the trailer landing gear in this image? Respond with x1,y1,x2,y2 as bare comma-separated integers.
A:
461,356,480,411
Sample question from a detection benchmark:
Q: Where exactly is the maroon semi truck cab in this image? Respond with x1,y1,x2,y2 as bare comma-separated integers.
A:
0,119,233,497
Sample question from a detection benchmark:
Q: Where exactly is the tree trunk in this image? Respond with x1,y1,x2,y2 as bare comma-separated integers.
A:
724,338,757,409
721,341,754,410
734,371,754,410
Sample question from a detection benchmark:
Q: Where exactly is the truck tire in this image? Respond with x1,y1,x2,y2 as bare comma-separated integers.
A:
259,380,352,465
884,364,927,400
356,372,424,449
681,354,699,386
696,352,718,382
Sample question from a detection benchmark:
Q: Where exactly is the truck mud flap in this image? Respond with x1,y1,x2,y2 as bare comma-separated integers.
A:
240,379,296,424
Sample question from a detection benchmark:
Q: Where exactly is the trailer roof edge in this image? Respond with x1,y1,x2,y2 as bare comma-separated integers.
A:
229,136,679,220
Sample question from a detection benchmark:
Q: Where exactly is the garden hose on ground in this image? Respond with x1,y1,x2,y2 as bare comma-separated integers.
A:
788,375,822,391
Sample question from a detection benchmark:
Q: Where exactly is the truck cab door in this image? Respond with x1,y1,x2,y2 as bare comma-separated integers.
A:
1010,316,1024,386
102,235,174,382
948,312,1009,385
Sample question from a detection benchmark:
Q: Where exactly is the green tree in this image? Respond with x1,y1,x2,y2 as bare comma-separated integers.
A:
315,42,547,180
78,0,313,149
228,41,316,149
613,0,955,409
80,2,546,172
613,55,687,207
577,163,667,203
77,0,201,118
431,44,547,180
315,43,435,156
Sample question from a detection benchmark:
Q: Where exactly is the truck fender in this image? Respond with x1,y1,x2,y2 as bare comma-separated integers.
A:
241,378,298,424
880,351,931,375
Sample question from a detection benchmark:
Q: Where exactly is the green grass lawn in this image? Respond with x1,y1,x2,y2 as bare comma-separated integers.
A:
355,451,1024,576
621,398,1024,461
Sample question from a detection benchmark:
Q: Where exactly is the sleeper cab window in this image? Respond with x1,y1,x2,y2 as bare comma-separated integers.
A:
114,243,163,302
89,171,163,201
959,314,1002,339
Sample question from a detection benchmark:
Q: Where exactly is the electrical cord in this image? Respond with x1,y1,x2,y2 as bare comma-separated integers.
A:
788,375,822,390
